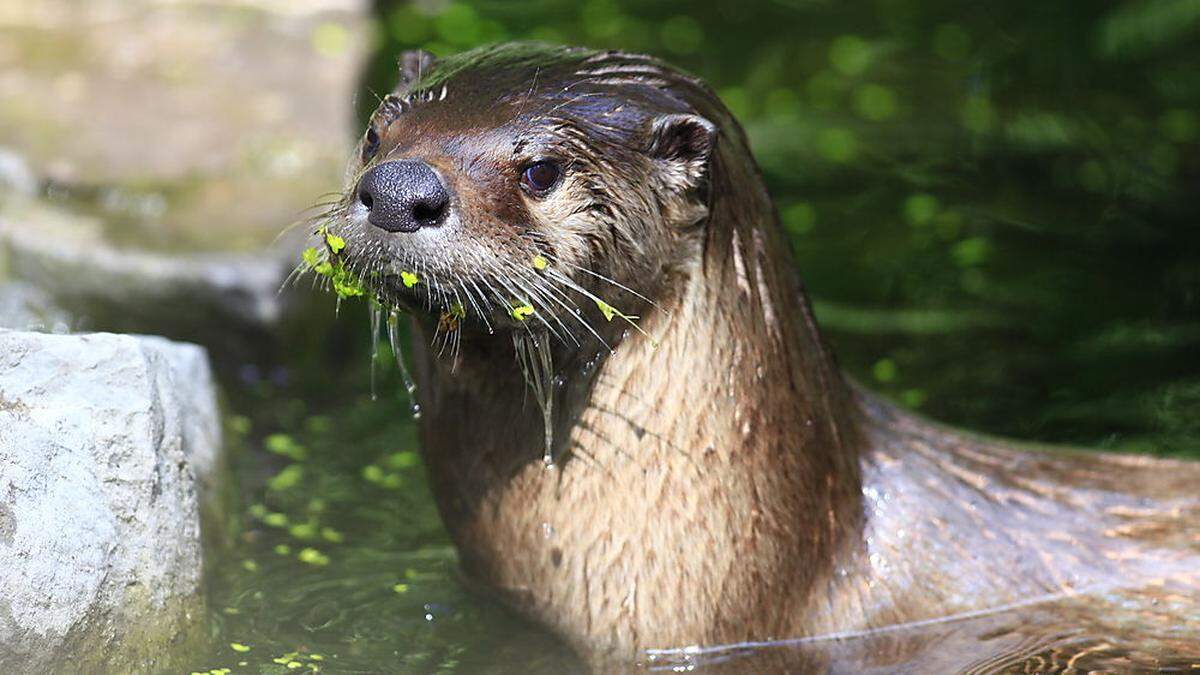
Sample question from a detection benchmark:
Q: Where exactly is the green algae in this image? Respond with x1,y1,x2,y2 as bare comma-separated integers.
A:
297,547,331,566
300,245,367,300
509,301,535,321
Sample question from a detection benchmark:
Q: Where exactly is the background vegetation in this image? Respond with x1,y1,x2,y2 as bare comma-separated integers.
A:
360,0,1200,454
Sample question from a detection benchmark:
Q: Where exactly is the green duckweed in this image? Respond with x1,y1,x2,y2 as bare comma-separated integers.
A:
288,520,319,540
300,246,367,299
263,512,289,528
510,302,535,321
265,433,307,461
268,465,305,492
324,232,346,254
298,547,331,566
594,298,636,323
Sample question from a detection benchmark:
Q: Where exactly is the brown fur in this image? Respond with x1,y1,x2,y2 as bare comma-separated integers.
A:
327,43,1200,669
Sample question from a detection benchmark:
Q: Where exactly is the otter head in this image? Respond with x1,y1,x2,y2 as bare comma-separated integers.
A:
328,43,724,345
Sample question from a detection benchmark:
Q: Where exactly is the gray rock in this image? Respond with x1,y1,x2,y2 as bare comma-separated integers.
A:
0,281,71,333
0,200,302,361
0,148,37,197
0,330,221,673
0,0,368,251
0,0,371,361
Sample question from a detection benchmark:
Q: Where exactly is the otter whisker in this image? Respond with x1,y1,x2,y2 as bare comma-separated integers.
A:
274,207,344,248
363,86,385,107
540,272,623,345
297,196,345,215
433,265,455,312
473,268,509,321
507,268,582,347
280,259,313,295
510,267,604,349
417,258,434,313
484,261,570,344
461,276,495,333
546,256,665,314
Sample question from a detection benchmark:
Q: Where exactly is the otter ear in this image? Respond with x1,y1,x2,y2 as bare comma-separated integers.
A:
646,114,716,225
646,113,716,188
395,49,437,95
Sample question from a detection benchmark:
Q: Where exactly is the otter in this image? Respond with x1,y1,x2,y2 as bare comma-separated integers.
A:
316,43,1200,670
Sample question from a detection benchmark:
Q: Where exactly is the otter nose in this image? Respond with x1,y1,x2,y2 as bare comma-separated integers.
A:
357,160,450,233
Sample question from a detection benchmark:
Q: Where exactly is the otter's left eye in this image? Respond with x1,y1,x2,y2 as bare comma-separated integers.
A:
520,160,561,196
362,127,380,162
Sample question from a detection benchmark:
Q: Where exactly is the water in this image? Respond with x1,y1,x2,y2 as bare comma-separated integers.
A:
644,581,1200,672
512,329,557,467
387,308,421,419
185,1,1199,672
197,334,579,673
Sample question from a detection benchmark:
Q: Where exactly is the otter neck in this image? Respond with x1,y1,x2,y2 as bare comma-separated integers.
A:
413,197,864,659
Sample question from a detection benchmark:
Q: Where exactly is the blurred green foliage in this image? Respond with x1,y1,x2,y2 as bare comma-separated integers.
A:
361,0,1200,454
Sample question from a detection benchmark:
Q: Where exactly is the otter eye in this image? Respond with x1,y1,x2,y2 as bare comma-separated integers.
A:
362,127,380,162
520,160,561,196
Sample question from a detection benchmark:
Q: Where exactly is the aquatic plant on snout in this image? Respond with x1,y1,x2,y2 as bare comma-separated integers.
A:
291,224,659,466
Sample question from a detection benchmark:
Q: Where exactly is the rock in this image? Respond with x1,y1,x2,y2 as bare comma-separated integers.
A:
0,281,71,333
0,0,369,361
0,198,304,362
133,334,223,494
0,0,368,251
0,330,222,673
0,147,37,197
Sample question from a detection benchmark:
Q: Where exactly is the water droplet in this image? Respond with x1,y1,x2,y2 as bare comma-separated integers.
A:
387,310,420,419
513,331,555,465
369,303,382,400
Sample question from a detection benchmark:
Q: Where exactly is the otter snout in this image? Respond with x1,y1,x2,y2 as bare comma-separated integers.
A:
357,159,450,233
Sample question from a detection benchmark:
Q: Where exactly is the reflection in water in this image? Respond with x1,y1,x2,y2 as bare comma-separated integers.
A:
647,580,1200,672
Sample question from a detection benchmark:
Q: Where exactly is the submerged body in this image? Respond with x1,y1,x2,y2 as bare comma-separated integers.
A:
321,43,1200,669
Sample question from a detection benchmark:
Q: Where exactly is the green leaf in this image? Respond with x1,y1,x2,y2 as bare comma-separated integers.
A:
301,247,322,268
595,298,638,323
325,233,346,254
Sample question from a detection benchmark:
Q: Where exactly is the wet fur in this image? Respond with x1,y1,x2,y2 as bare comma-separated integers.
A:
318,43,1200,669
